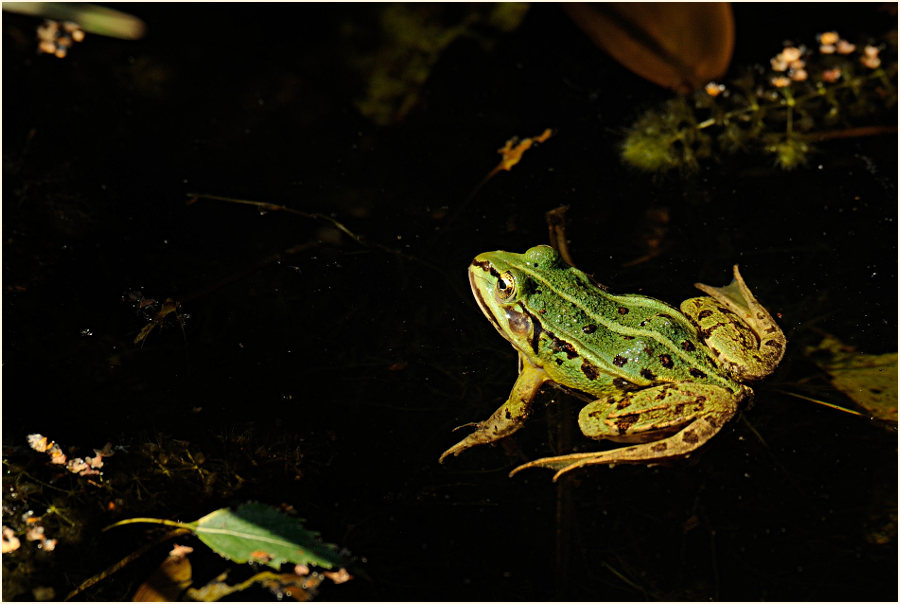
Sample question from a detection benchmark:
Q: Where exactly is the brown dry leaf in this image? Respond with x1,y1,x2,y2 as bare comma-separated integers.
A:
260,572,324,601
132,552,194,602
169,544,194,558
806,334,898,423
187,570,324,602
95,442,116,457
493,128,554,175
564,3,734,92
323,568,353,584
250,550,274,563
544,205,576,268
134,298,183,345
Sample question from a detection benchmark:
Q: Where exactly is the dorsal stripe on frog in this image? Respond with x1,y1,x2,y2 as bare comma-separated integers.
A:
513,262,736,392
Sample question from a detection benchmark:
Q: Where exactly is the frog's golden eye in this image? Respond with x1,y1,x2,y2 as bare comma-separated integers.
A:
494,271,517,303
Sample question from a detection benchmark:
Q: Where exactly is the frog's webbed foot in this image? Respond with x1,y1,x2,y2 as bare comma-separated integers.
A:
440,364,548,464
510,413,728,481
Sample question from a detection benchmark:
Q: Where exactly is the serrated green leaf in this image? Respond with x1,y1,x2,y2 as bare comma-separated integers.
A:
188,502,344,570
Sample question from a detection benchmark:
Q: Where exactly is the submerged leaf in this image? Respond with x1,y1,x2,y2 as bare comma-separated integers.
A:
806,334,898,423
189,502,344,570
564,3,734,92
187,569,326,602
132,548,194,602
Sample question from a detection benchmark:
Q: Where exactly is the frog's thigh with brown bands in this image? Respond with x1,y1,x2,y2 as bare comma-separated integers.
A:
510,384,740,478
577,382,737,442
680,297,779,380
688,266,786,379
549,413,731,478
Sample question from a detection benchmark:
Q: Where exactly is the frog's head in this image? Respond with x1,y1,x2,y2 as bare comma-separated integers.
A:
468,245,563,355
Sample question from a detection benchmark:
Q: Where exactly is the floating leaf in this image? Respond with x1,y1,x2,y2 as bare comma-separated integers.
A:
106,502,346,571
187,503,344,570
564,3,734,92
805,334,898,423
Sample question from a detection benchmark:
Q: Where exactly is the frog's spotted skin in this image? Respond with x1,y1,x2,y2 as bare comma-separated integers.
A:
439,245,786,481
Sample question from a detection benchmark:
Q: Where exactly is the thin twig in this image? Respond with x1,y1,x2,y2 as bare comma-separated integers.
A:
65,528,192,600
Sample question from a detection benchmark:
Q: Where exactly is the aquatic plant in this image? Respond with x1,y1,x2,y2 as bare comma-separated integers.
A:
621,32,897,172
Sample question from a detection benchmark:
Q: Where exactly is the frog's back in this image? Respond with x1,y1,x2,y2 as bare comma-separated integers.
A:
518,262,728,394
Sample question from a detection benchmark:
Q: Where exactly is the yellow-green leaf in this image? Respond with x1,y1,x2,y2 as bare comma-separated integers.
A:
806,334,898,423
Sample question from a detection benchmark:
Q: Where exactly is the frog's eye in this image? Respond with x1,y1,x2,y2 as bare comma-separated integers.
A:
494,271,518,303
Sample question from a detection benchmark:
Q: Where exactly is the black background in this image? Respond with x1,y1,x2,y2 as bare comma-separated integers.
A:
3,3,897,600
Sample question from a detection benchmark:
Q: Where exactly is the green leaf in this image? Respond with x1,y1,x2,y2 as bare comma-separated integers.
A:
187,503,344,570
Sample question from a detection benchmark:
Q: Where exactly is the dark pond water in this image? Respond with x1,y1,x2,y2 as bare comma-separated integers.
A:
3,3,897,601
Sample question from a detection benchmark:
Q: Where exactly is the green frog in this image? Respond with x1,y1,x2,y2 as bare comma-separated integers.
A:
439,245,786,481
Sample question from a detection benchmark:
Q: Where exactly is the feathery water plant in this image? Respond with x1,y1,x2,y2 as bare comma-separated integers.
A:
622,32,897,172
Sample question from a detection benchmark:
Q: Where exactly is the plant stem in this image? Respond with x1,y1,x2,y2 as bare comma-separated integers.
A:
103,517,194,531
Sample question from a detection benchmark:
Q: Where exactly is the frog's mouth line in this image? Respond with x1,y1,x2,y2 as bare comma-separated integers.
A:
469,264,507,339
469,267,498,323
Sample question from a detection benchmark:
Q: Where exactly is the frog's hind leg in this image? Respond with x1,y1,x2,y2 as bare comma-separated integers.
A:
509,382,740,480
512,415,729,481
439,362,549,463
685,265,786,380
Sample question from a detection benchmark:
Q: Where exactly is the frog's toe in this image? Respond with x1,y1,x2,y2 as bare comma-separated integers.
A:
450,421,480,432
439,426,492,463
550,459,616,481
438,441,468,463
509,452,599,477
511,456,621,481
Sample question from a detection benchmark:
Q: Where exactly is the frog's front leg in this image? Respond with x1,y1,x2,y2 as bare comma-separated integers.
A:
439,359,549,463
685,265,786,380
509,381,742,480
